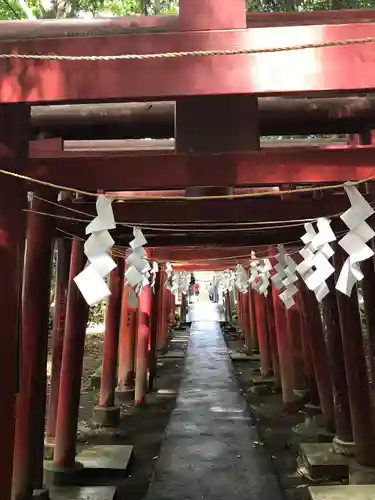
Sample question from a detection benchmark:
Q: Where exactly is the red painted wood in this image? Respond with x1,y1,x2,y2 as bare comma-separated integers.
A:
321,275,353,443
1,23,375,102
118,285,136,390
0,104,29,500
334,247,375,465
135,285,151,406
285,305,306,391
53,238,89,468
148,269,162,391
26,146,375,190
12,194,54,499
99,258,124,407
254,293,272,377
265,292,280,386
46,237,71,440
64,195,362,225
179,0,246,30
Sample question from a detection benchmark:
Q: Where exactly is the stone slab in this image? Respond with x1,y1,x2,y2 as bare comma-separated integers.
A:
300,443,349,480
250,375,276,387
309,485,375,500
229,352,261,362
158,350,186,359
50,486,116,500
76,444,133,474
145,304,283,500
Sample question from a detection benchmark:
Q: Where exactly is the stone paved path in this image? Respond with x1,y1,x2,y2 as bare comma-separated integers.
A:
145,303,284,500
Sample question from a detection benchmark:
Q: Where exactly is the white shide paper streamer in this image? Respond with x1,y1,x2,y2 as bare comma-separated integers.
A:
271,245,298,309
125,227,150,307
74,194,117,306
296,218,336,301
336,182,375,297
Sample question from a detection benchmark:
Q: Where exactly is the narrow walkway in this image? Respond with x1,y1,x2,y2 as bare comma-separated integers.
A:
146,303,284,500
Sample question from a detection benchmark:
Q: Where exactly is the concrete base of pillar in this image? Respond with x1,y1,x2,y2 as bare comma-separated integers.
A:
93,406,120,428
309,485,375,500
349,462,375,484
248,375,276,395
293,416,334,443
44,437,55,460
76,444,134,475
44,461,84,486
49,486,116,500
299,442,349,481
115,386,135,402
33,488,50,500
304,403,322,417
332,436,355,457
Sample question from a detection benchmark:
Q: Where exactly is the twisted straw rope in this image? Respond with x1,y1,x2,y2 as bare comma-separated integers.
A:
1,35,375,61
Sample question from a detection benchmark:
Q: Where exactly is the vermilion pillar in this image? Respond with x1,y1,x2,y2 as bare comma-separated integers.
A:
149,271,162,391
94,258,124,427
224,292,231,323
360,255,375,396
0,103,29,500
117,285,137,400
242,292,252,354
158,277,170,352
180,293,188,324
135,285,151,406
254,293,272,376
322,276,353,450
299,285,335,431
334,248,375,465
169,291,175,324
46,238,71,442
285,304,306,392
265,292,280,386
249,289,259,352
51,239,89,476
12,193,54,500
297,294,319,407
272,287,296,410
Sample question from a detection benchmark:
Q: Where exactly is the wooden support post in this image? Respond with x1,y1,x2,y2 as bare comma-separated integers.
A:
0,104,29,500
180,293,188,324
242,292,252,354
162,288,170,349
94,258,124,427
46,238,71,443
333,248,375,465
285,306,306,392
254,293,273,376
135,286,151,406
175,0,259,211
299,286,335,431
148,271,162,392
117,285,136,394
49,239,88,478
12,193,54,500
265,292,280,386
272,287,296,411
321,276,353,451
225,292,231,323
297,295,320,407
169,291,175,325
360,255,375,395
249,289,259,352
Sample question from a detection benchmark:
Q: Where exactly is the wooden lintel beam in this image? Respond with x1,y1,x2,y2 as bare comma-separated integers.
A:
25,146,375,190
2,22,375,103
58,195,355,224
